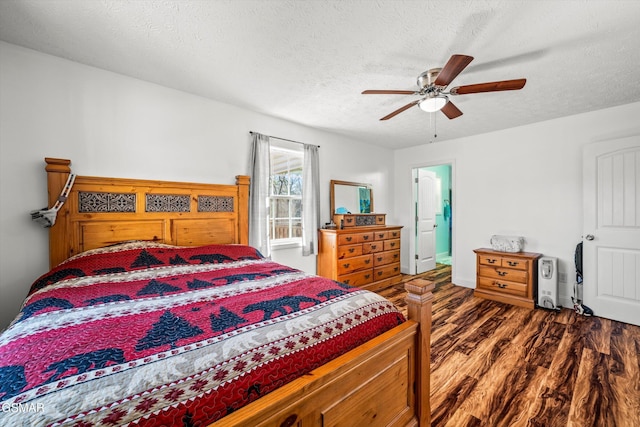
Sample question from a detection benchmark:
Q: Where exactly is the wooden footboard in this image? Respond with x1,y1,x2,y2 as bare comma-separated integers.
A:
211,278,434,427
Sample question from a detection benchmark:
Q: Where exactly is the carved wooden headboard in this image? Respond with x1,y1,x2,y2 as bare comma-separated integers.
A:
44,158,250,268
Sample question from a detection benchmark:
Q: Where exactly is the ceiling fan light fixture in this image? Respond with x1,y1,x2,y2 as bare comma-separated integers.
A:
419,95,448,112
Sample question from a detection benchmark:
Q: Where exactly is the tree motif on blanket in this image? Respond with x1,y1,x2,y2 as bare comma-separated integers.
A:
43,348,126,384
242,296,321,321
130,250,164,269
169,254,189,265
135,311,204,351
210,307,247,333
187,278,215,290
137,279,181,296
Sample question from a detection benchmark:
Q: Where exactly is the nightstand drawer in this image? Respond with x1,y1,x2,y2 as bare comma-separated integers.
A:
373,250,400,267
479,255,501,266
338,269,373,286
479,266,528,283
501,257,528,270
337,244,362,259
477,277,527,297
337,254,373,275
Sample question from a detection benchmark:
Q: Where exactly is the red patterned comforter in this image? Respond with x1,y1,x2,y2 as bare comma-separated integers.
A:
0,242,404,426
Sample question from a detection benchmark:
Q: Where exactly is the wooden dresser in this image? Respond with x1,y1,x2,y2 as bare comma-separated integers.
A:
318,226,402,292
473,248,542,309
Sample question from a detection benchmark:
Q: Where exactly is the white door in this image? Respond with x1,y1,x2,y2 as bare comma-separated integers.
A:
583,136,640,326
415,168,437,274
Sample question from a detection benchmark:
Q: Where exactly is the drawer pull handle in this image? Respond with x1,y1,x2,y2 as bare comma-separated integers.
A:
377,257,383,262
348,248,355,253
281,414,298,427
365,259,371,264
393,254,398,258
378,234,385,238
487,259,497,264
344,280,350,284
343,263,350,268
365,274,370,279
363,235,370,240
346,237,352,242
507,261,519,267
394,267,398,272
371,245,377,249
390,242,396,247
497,282,507,289
378,271,383,276
497,271,507,277
346,218,353,223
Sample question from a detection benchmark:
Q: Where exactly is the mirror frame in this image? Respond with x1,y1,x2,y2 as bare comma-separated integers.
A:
330,180,374,217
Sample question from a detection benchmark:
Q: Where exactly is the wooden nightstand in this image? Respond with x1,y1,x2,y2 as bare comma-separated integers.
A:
473,248,542,309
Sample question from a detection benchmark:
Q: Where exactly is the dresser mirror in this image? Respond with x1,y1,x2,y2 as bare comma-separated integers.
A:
330,180,373,215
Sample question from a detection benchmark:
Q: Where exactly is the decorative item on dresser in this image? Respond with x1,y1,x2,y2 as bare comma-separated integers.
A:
318,225,402,292
474,248,542,309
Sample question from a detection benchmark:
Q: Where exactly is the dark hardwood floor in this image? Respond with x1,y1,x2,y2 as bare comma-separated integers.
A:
377,265,640,427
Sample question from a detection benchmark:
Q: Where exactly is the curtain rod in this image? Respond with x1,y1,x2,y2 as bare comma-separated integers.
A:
249,131,320,148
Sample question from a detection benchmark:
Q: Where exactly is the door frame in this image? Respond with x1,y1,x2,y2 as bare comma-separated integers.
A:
409,159,456,276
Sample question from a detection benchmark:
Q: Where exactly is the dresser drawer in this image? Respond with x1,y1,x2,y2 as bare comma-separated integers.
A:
501,257,529,270
374,263,400,280
479,265,528,283
337,244,362,259
373,250,400,267
374,230,389,240
337,254,373,275
363,241,384,254
477,277,527,298
338,269,373,286
388,229,401,239
384,239,400,251
338,232,375,245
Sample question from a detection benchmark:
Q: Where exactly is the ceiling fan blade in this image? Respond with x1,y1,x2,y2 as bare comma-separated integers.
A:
362,90,417,95
441,101,463,119
433,54,474,88
450,78,526,95
380,100,420,121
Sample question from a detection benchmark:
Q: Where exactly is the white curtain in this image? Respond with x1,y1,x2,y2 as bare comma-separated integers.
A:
249,133,271,258
302,144,320,256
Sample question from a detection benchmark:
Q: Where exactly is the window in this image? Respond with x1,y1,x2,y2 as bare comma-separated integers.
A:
269,143,303,245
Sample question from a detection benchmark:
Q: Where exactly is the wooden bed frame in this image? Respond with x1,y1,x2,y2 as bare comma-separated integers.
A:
44,157,434,426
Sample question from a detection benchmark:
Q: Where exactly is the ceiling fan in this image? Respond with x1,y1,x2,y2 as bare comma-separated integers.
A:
362,54,526,120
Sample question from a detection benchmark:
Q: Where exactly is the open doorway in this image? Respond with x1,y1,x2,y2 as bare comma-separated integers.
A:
413,164,453,274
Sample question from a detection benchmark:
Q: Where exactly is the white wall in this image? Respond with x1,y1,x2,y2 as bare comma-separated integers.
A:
394,101,640,308
0,42,395,330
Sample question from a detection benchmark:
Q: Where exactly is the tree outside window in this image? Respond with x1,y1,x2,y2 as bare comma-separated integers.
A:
269,145,303,244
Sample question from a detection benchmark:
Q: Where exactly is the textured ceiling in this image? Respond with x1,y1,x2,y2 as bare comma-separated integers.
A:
1,0,639,149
